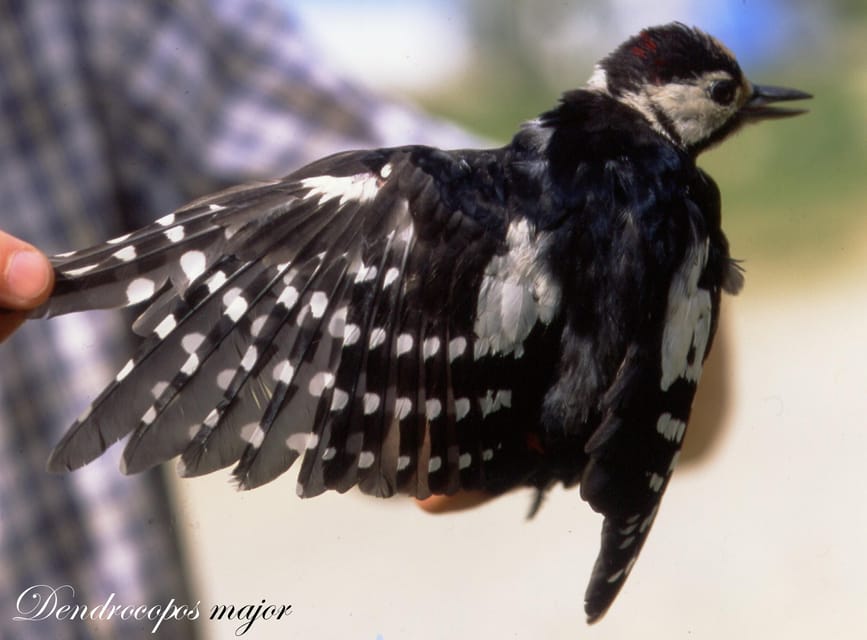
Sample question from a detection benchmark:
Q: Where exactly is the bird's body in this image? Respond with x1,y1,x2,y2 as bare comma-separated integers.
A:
11,23,809,623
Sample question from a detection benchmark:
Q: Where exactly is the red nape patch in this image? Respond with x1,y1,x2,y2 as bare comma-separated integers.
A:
631,31,659,60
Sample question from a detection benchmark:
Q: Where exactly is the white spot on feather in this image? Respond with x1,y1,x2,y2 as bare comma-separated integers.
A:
422,337,440,360
300,173,380,206
106,232,131,245
322,447,336,461
656,413,687,444
363,393,380,415
448,337,467,361
250,314,268,337
181,332,205,354
358,451,375,469
180,354,199,376
394,397,412,420
308,371,335,397
272,360,295,384
115,359,134,381
619,536,637,550
479,389,512,418
180,250,207,283
458,452,472,469
62,263,98,277
425,398,442,420
221,287,242,308
75,404,93,424
224,295,248,323
151,381,169,398
240,423,265,448
164,226,185,243
649,473,665,492
428,456,442,473
206,270,227,293
156,213,176,226
126,278,155,304
368,327,386,350
343,323,361,346
396,455,411,471
396,333,413,356
216,369,234,390
153,314,177,339
668,451,681,474
383,267,399,288
310,291,328,319
328,306,347,338
330,388,349,411
286,432,319,453
111,245,137,262
277,285,299,309
454,398,470,421
639,505,659,534
240,346,258,372
354,263,378,284
141,406,157,425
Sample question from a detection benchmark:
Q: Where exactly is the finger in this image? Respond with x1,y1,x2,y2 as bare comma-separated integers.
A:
0,231,54,309
415,490,496,514
0,311,26,343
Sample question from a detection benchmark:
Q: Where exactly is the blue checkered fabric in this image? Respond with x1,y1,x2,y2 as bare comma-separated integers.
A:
0,1,473,638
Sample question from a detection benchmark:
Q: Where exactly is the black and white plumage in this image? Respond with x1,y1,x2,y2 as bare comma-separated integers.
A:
14,24,809,623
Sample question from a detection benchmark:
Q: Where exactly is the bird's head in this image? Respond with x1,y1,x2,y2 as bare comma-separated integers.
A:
587,23,811,154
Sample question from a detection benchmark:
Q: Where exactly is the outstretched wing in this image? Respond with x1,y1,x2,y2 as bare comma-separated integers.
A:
42,145,564,499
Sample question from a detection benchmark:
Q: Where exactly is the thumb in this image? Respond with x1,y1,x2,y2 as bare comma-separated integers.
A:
0,231,53,309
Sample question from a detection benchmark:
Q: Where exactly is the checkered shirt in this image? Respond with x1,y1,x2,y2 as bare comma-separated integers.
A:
0,1,473,638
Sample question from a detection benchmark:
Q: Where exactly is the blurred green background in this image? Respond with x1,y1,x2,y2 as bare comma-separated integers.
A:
404,1,867,286
292,0,866,287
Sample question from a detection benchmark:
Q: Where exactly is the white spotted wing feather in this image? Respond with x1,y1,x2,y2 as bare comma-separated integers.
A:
43,148,563,503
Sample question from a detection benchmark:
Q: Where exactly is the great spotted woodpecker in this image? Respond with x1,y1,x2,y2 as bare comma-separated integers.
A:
12,23,809,622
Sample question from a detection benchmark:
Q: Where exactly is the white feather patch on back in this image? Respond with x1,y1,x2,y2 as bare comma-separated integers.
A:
660,238,712,390
473,218,560,359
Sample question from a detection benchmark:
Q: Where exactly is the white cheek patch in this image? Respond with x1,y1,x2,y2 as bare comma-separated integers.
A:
474,218,561,359
660,239,712,391
623,72,739,149
299,173,380,206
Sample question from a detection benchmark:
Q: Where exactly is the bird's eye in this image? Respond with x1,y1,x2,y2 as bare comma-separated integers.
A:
709,79,738,105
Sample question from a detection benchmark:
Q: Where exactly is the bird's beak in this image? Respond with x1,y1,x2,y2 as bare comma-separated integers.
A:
740,84,812,121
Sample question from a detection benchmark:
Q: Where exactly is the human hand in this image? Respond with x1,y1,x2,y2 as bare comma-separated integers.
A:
416,490,496,514
0,230,54,341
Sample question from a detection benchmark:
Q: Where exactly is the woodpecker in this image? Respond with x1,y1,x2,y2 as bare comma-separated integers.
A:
10,23,809,623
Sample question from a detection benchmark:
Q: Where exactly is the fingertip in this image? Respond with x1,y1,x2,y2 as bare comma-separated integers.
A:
3,248,54,307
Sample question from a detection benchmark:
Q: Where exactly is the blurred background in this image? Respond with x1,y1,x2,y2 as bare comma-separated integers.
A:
162,1,867,639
